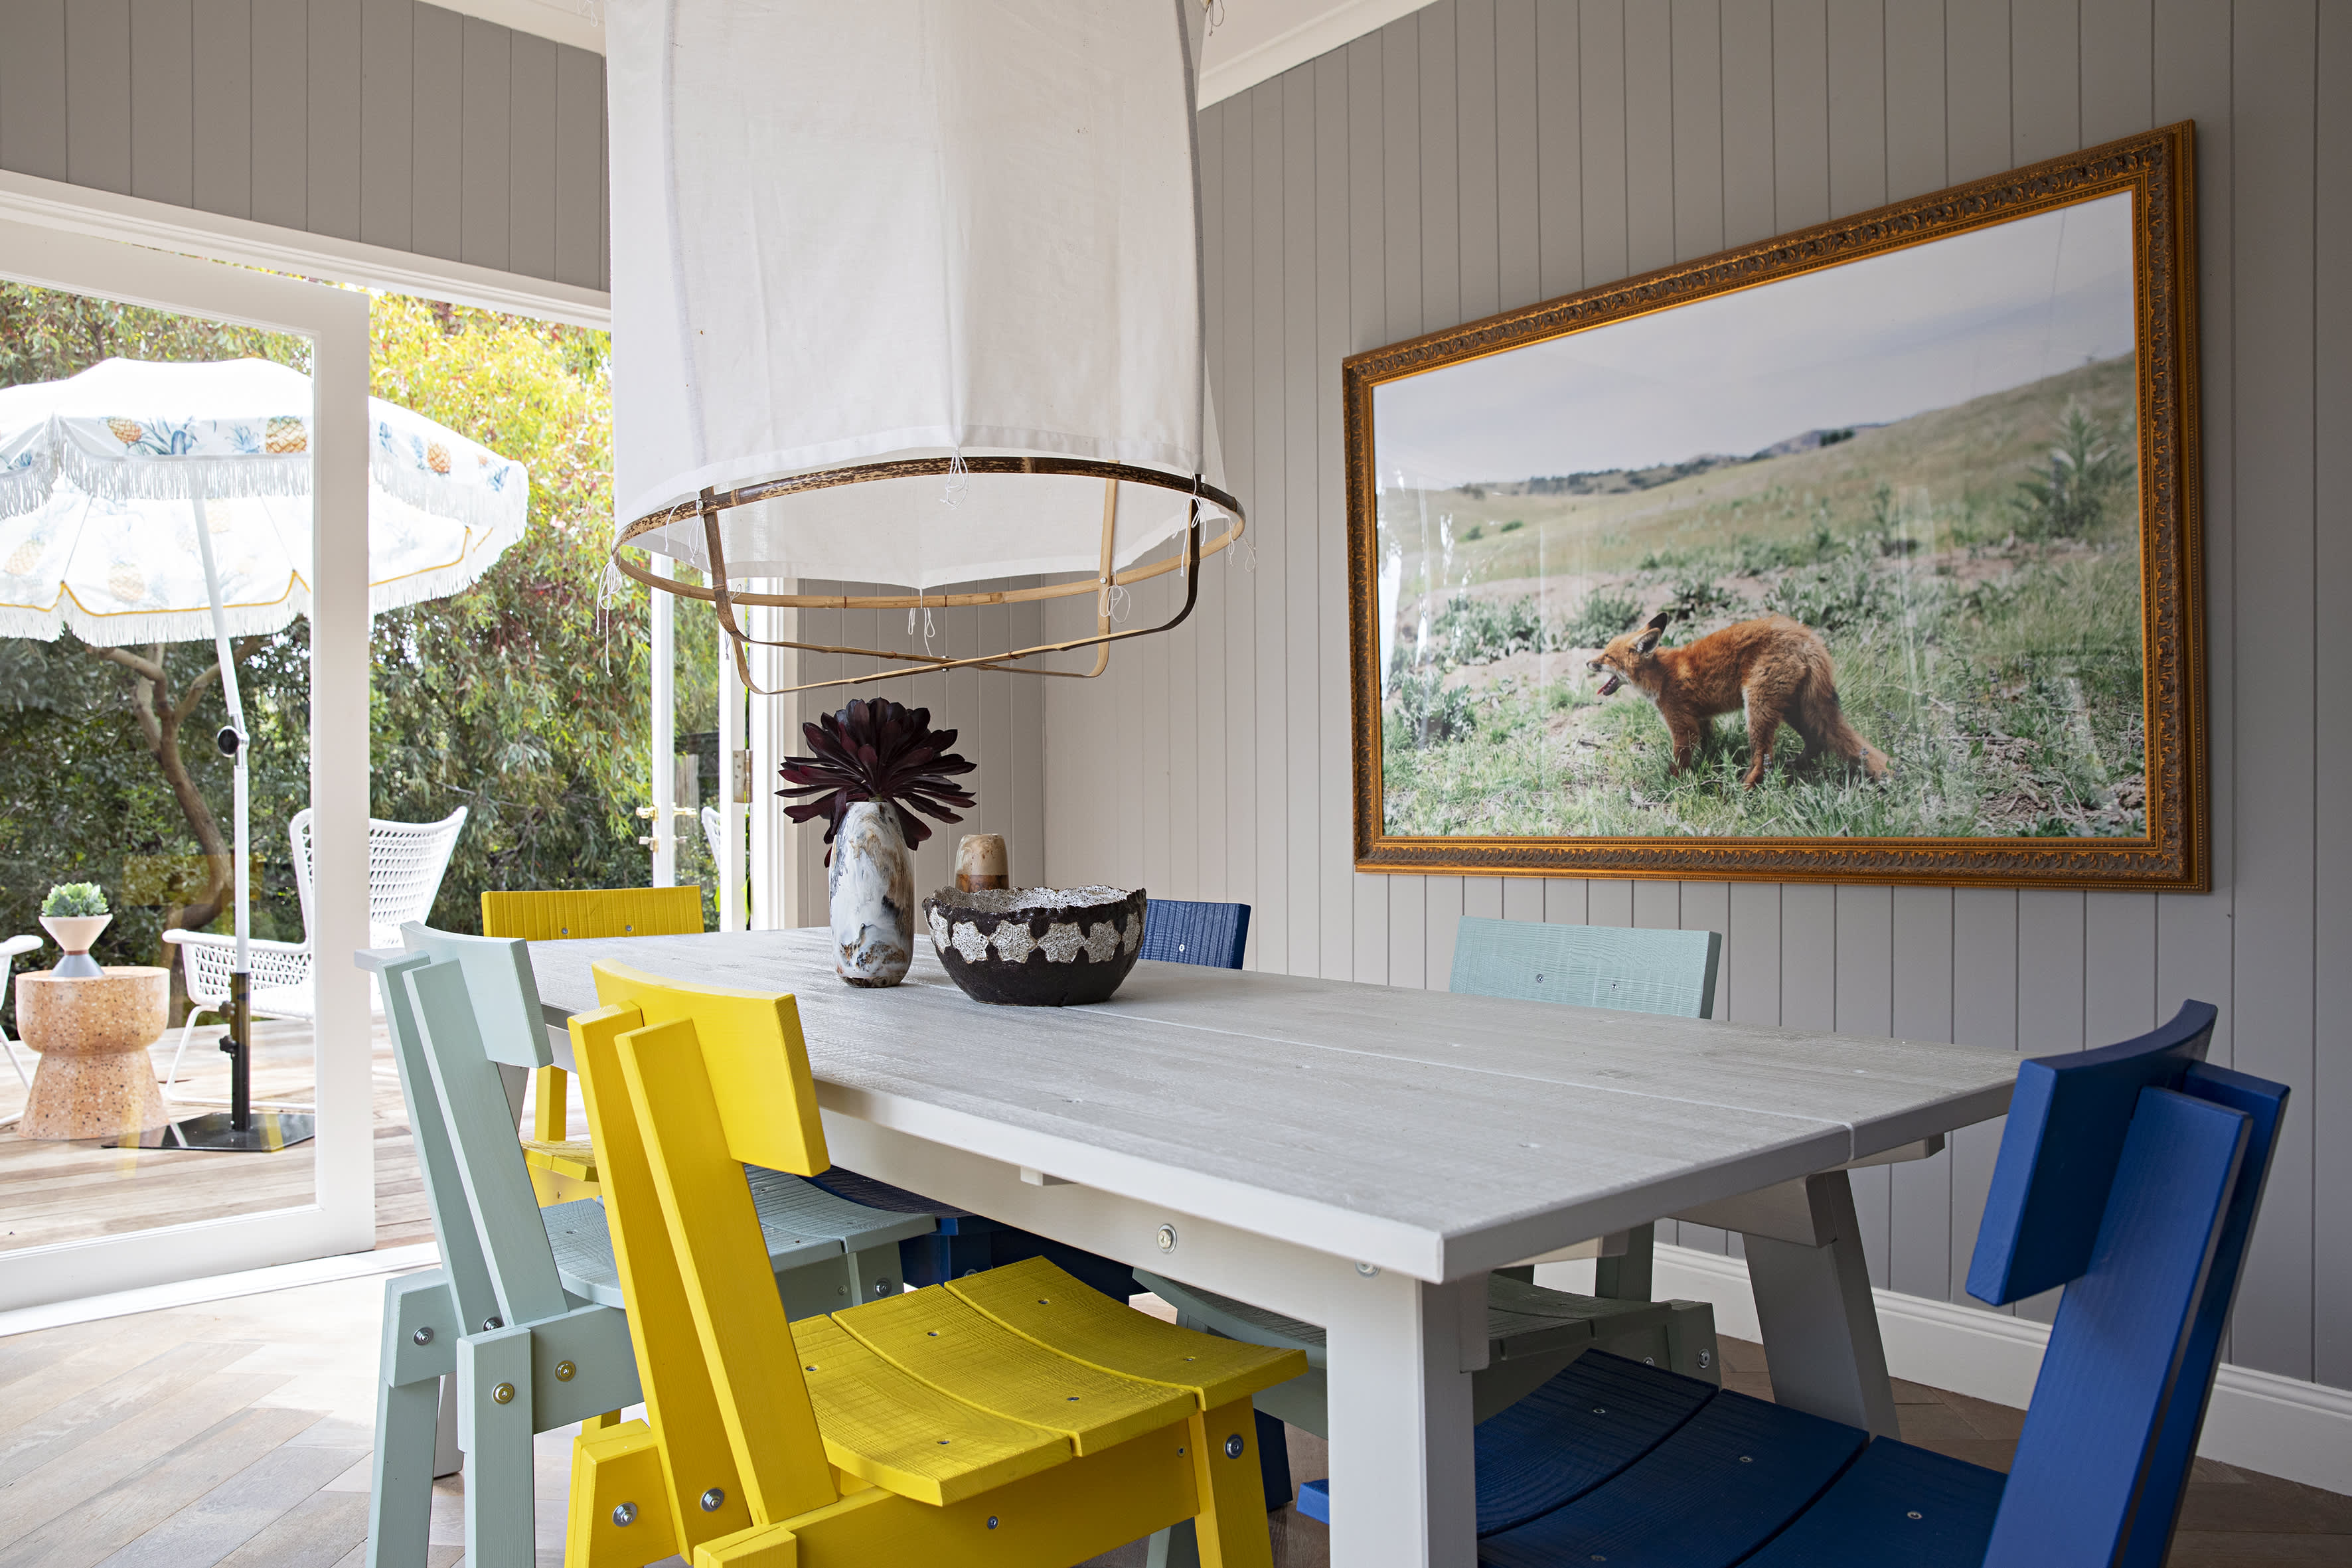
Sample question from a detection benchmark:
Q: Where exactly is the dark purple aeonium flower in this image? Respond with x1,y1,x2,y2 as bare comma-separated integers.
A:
777,696,978,863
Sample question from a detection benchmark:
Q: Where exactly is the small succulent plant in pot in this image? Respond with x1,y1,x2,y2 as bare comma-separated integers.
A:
40,883,112,979
779,698,977,986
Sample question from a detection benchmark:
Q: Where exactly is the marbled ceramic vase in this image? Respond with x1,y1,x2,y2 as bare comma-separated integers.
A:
830,801,915,986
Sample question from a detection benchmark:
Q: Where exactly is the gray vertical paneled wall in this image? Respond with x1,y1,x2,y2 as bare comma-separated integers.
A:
1044,0,2346,1395
0,0,607,291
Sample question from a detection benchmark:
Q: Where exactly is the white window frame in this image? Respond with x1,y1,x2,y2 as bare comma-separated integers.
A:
0,216,375,1308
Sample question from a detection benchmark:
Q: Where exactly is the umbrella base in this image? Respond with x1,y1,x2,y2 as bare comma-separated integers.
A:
110,1111,316,1152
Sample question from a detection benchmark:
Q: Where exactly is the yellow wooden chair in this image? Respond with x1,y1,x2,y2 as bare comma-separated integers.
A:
562,960,1306,1568
481,887,704,1204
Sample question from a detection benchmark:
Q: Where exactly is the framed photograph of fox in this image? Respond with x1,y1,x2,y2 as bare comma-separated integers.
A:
1346,123,2205,889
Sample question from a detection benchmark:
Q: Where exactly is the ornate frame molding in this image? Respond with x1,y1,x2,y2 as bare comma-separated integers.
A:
1344,122,2206,889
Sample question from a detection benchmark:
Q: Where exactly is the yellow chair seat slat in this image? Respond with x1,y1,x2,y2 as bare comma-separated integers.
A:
790,1312,1071,1507
830,1276,1194,1456
948,1256,1310,1412
521,1138,599,1180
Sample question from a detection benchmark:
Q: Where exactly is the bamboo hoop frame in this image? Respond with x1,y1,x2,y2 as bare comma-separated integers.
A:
609,457,1245,697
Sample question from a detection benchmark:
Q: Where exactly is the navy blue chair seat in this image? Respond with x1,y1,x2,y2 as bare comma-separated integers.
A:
1300,1000,2288,1568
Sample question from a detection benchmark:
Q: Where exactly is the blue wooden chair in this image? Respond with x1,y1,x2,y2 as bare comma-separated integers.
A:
360,927,935,1568
1454,917,1723,1304
1309,1000,2287,1568
1141,898,1253,969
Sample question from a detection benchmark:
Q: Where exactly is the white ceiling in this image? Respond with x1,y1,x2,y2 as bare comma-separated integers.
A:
433,0,1419,107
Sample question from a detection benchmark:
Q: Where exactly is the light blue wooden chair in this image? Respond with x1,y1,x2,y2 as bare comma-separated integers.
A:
1453,917,1723,1304
359,926,935,1568
1314,1000,2285,1568
1148,915,1724,1534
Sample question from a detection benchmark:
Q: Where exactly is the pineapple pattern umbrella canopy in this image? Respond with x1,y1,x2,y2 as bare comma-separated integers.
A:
0,356,527,644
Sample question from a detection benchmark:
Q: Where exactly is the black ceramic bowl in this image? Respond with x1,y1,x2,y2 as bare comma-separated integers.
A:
923,886,1148,1006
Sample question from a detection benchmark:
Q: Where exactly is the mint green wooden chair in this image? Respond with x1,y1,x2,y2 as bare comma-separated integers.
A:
1140,916,1724,1538
360,927,934,1568
1454,917,1722,1303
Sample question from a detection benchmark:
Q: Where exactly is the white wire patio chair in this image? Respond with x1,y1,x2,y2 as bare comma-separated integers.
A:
160,805,467,1103
2,932,42,1089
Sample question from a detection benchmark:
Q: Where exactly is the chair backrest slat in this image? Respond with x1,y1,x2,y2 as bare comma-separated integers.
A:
1450,917,1721,1020
480,886,704,943
2116,1061,2290,1568
1966,1002,2216,1306
606,1010,838,1526
400,921,554,1073
1140,899,1251,970
591,960,828,1178
404,957,573,1328
569,1002,761,1551
360,949,503,1333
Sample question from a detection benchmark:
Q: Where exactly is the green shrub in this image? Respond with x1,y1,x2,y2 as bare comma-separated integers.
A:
1388,668,1477,745
1500,518,1526,532
41,882,108,917
1559,591,1643,649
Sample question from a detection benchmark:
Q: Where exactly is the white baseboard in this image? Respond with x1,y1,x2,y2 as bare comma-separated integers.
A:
1643,1243,2352,1498
0,1242,438,1340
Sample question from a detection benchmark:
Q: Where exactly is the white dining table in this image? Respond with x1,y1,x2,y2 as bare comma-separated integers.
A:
524,927,2014,1568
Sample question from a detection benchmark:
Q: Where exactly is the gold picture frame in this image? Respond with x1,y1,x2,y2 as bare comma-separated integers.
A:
1345,122,2204,889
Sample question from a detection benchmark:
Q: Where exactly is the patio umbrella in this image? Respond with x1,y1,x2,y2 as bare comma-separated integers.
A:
0,356,526,993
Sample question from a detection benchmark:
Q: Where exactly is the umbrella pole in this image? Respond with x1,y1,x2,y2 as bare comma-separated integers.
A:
192,496,255,1134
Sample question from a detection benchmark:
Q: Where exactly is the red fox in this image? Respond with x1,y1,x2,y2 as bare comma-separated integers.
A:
1587,610,1890,787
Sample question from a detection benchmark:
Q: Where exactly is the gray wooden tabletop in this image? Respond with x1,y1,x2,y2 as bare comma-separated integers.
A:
522,927,2014,1282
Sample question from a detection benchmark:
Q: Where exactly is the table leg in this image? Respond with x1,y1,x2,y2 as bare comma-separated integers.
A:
1322,1269,1483,1568
1737,1171,1901,1439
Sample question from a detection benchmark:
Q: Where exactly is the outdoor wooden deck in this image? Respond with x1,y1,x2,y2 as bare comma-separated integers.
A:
0,1016,433,1259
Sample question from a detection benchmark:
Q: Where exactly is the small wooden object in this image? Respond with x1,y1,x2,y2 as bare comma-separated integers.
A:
15,966,170,1140
955,833,1009,892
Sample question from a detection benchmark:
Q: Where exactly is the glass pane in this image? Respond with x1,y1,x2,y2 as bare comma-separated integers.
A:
0,280,320,1250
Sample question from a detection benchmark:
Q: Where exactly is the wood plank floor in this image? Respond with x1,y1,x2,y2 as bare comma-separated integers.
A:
0,1277,2341,1568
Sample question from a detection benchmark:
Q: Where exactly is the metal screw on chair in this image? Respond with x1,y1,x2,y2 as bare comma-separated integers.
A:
1907,1512,1922,1520
555,1361,576,1381
986,1517,1000,1530
701,1488,726,1512
1224,1433,1245,1459
1697,1349,1713,1369
492,1383,516,1404
872,1277,894,1296
412,1326,433,1346
1356,1261,1379,1277
611,1503,637,1528
482,1315,503,1331
1156,1224,1178,1252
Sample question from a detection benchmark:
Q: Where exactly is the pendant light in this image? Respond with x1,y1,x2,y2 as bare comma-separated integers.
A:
605,0,1245,694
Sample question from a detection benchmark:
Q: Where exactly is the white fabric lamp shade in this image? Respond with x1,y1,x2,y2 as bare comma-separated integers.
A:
606,0,1231,593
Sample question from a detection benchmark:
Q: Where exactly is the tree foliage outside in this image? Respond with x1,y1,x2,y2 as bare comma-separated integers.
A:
1,281,711,1029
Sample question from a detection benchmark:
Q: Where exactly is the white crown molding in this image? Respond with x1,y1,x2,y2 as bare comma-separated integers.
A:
1197,0,1429,106
0,170,612,329
1612,1243,2352,1500
428,0,603,54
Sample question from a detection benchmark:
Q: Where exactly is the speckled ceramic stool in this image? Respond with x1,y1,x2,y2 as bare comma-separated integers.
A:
15,966,171,1140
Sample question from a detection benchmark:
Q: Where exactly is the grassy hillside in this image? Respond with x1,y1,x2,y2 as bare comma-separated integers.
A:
1377,354,2147,841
